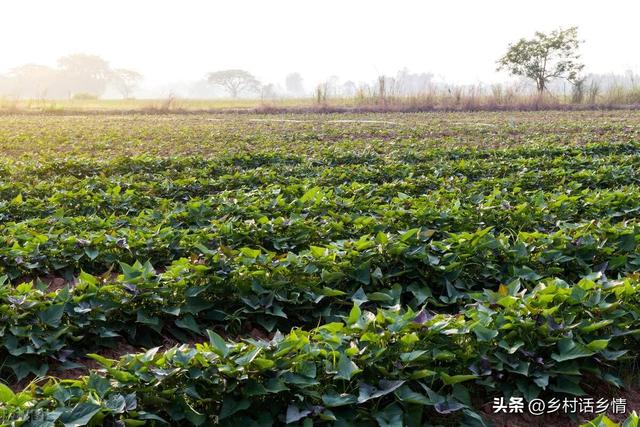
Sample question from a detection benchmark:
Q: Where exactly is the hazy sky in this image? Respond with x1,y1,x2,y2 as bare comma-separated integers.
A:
1,0,639,87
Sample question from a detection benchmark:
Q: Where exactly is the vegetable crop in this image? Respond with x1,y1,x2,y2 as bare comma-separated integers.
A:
0,111,639,426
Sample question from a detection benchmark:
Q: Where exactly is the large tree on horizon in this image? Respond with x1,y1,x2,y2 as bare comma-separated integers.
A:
57,53,113,97
112,68,143,98
497,27,584,95
206,69,260,98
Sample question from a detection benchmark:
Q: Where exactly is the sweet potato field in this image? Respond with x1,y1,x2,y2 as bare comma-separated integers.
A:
0,111,639,426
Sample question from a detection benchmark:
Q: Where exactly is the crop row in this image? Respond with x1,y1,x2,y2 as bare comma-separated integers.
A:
3,144,640,200
1,175,640,280
1,112,638,160
1,274,639,425
0,220,638,381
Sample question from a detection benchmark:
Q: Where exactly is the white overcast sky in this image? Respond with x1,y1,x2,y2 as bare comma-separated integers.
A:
1,0,638,87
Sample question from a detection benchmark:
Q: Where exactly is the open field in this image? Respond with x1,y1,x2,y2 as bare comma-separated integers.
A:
0,98,318,113
0,111,639,425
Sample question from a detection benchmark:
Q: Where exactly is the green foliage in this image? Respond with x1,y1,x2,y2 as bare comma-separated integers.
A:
0,113,639,425
582,412,639,427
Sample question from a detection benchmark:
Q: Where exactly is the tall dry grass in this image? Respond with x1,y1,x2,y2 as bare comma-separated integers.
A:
2,82,640,115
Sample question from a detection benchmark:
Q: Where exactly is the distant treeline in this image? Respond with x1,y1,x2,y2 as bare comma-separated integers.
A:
0,54,142,100
2,55,640,110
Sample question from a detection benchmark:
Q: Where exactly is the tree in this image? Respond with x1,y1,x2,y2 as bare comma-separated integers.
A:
341,80,357,97
285,72,304,96
112,69,143,98
396,68,433,95
57,53,112,97
206,69,260,98
326,75,340,97
260,83,277,100
497,27,584,95
5,64,58,98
